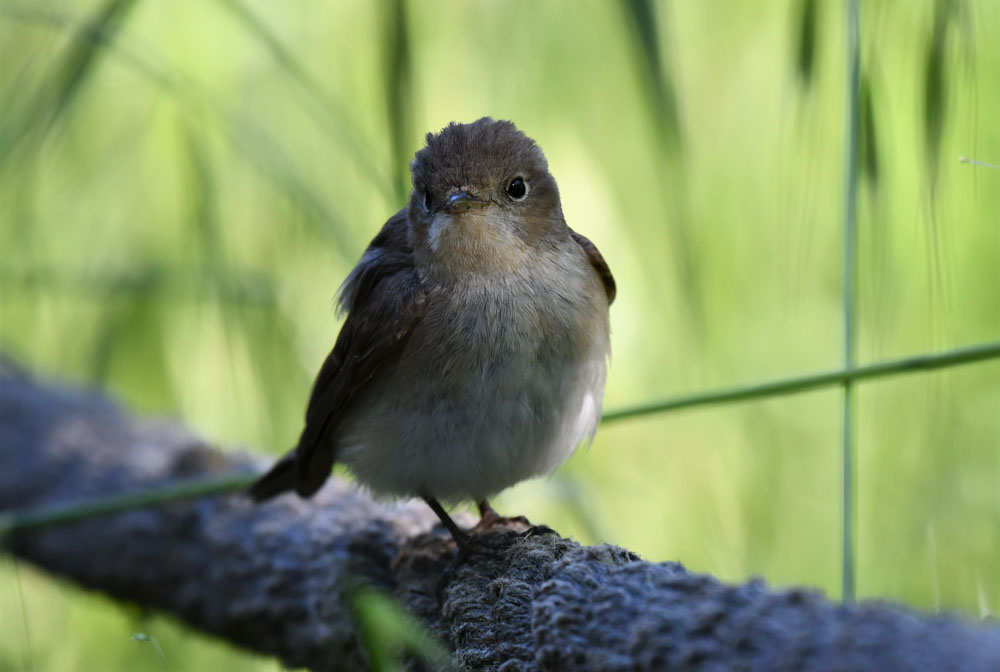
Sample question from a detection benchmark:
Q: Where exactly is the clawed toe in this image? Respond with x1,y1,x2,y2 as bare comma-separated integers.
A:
471,514,532,533
520,523,556,538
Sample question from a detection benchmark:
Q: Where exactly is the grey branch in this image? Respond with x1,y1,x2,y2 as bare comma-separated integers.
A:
2,371,1000,671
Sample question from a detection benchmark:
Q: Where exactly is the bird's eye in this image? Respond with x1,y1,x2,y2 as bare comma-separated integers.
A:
423,190,433,211
506,177,528,201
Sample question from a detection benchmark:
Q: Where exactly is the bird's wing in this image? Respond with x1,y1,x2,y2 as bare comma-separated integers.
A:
569,229,616,304
248,211,425,500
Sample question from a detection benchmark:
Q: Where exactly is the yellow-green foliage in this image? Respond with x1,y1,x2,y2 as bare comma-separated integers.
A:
1,0,999,668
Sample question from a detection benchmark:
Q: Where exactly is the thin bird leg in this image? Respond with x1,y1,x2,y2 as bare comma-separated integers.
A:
423,497,470,547
476,499,500,526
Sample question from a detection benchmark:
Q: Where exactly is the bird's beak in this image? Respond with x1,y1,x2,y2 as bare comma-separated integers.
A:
445,191,488,214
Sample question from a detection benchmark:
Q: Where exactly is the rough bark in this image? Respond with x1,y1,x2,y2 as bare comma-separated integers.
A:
2,371,1000,671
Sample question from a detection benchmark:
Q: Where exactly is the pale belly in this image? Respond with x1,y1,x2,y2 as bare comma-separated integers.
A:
336,274,609,502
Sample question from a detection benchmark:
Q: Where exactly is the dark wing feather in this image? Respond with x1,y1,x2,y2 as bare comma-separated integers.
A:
570,229,616,304
248,211,425,500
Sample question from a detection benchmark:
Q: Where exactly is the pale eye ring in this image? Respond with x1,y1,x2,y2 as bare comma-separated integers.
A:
506,176,528,201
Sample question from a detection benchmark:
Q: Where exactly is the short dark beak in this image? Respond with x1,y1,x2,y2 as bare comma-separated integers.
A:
445,191,488,214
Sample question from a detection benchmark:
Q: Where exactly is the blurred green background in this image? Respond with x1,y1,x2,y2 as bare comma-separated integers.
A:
2,0,999,669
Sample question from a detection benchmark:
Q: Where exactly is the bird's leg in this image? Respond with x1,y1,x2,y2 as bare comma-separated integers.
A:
423,496,557,556
474,499,547,533
476,500,501,527
423,496,470,548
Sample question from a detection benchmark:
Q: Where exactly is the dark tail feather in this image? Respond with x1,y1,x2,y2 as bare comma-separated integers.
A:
247,453,297,501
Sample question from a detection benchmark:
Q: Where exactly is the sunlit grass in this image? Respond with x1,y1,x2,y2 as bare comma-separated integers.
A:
2,0,999,668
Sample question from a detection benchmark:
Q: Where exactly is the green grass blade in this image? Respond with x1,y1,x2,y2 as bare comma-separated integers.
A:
859,72,879,187
621,0,681,153
0,472,257,537
841,0,861,603
601,341,1000,423
0,0,141,166
47,0,139,124
12,559,34,672
618,0,704,334
794,0,819,89
4,340,1000,535
224,112,359,259
923,0,951,189
353,587,454,671
182,123,226,272
216,0,395,204
381,0,414,205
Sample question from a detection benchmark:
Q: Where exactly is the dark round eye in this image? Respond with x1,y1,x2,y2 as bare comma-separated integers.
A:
506,177,528,201
423,190,433,211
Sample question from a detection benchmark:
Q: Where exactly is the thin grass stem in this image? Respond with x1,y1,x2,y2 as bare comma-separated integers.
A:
841,0,861,604
601,340,1000,423
3,340,1000,535
0,472,256,537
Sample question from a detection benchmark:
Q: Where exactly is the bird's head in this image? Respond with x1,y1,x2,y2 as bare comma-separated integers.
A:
407,118,565,276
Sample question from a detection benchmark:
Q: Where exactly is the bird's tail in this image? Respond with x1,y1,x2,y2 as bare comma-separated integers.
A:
247,453,297,501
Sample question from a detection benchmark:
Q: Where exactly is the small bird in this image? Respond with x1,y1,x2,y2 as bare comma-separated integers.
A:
249,118,615,546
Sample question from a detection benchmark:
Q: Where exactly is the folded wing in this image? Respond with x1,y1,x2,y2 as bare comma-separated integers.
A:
248,211,426,500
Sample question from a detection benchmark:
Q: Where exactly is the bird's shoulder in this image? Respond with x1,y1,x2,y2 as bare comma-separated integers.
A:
568,228,616,304
336,209,417,314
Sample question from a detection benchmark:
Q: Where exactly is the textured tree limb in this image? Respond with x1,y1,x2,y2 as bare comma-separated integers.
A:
2,371,1000,671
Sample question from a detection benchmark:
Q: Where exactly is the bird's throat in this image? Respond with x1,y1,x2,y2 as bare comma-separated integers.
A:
425,211,530,276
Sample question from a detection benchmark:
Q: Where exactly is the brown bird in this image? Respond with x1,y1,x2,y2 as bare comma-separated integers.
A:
249,118,615,546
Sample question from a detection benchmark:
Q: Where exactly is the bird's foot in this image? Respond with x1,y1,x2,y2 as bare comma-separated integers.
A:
472,500,554,537
425,496,560,604
517,522,557,539
431,507,558,606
